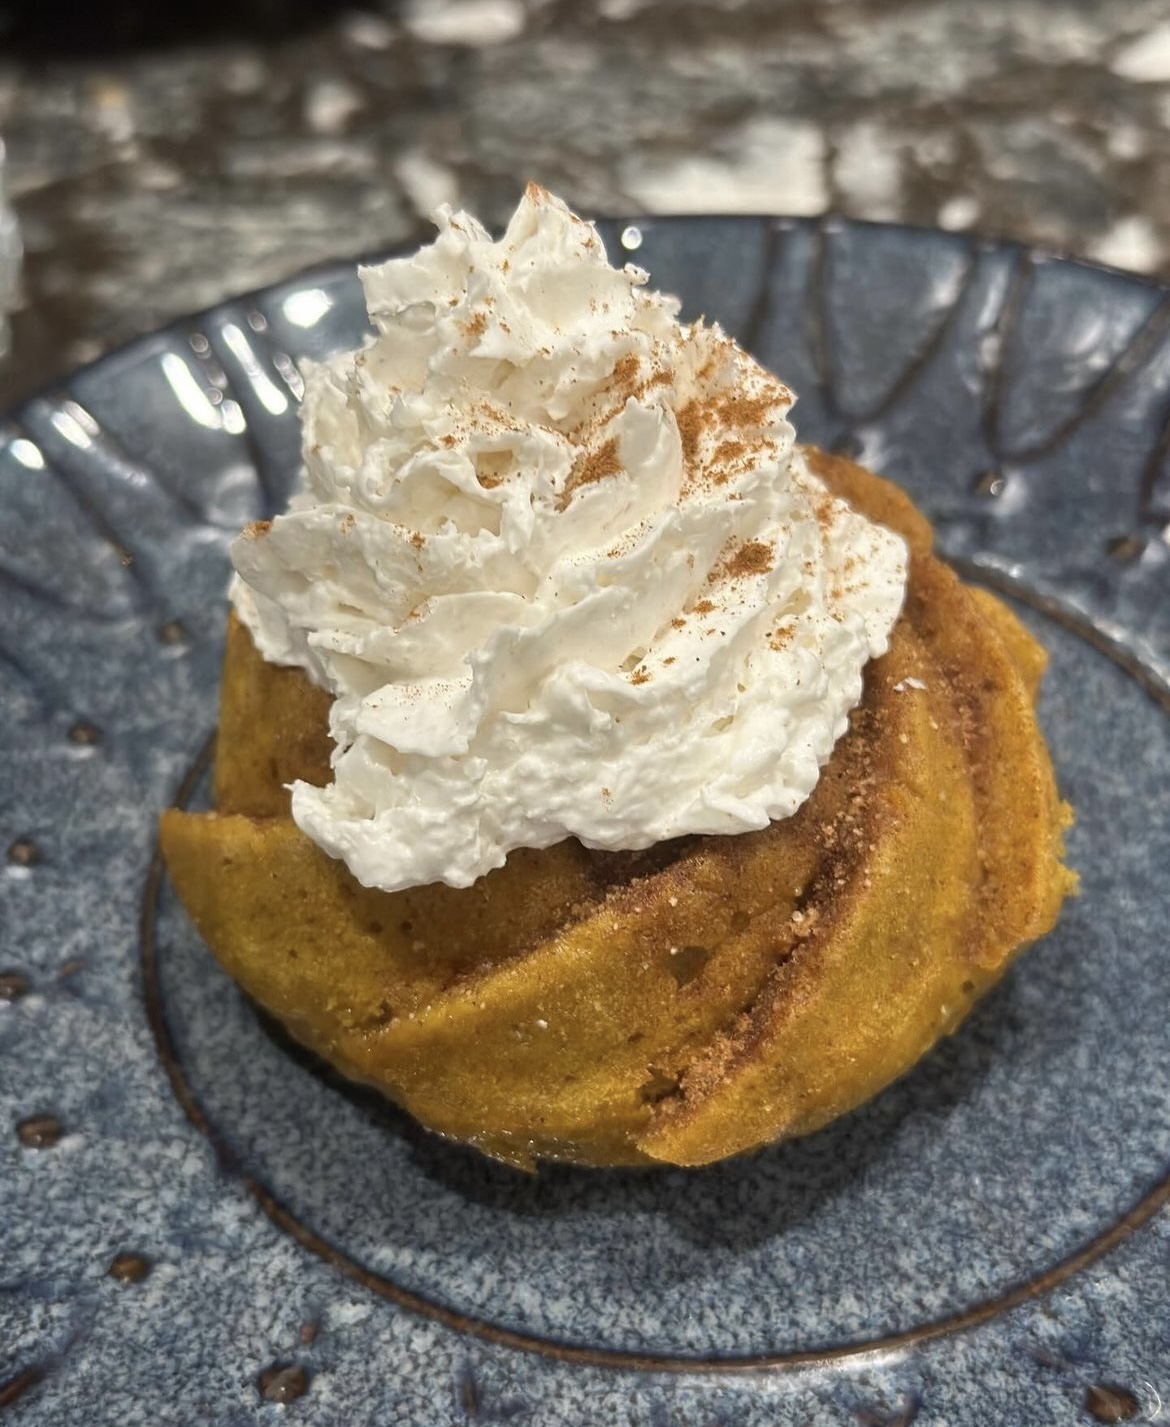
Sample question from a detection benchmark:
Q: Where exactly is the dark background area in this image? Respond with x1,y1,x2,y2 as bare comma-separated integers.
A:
1,0,1168,407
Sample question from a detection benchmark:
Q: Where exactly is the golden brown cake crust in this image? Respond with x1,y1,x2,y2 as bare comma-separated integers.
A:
214,610,332,817
160,448,1076,1169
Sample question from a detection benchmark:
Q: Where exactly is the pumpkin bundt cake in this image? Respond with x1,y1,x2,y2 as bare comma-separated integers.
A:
160,189,1074,1168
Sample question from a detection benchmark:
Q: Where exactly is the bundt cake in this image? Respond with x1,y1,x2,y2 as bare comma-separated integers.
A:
159,186,1074,1169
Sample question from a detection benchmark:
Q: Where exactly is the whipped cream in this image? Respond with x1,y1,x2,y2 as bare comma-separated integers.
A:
230,185,908,892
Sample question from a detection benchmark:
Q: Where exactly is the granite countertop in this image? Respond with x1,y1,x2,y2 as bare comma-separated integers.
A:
1,0,1169,410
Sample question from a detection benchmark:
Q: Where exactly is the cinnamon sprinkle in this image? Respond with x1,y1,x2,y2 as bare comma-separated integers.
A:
611,352,640,394
725,539,774,578
563,436,622,503
676,381,782,493
716,392,777,429
812,493,838,532
712,438,747,465
676,398,707,468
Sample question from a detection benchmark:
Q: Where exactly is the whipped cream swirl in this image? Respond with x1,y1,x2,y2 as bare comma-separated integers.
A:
231,185,908,892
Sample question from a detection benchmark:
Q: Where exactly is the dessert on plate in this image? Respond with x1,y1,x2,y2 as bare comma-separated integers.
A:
161,185,1076,1169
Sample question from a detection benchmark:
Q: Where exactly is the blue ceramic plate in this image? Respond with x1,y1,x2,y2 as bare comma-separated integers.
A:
2,217,1169,1426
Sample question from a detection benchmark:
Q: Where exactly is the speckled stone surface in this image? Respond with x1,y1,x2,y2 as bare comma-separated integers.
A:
2,0,1170,408
2,215,1169,1422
